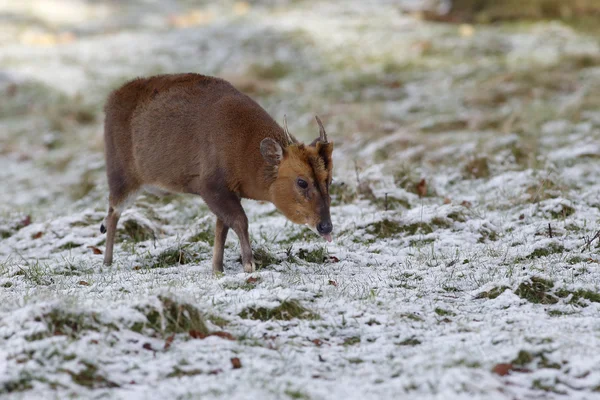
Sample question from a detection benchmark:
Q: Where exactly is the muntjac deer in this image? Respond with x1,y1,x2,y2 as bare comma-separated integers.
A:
100,73,333,273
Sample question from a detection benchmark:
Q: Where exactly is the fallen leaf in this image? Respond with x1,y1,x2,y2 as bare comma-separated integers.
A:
129,380,136,385
246,276,259,284
328,280,338,287
231,357,242,369
78,281,90,286
90,339,99,344
460,200,472,208
20,215,31,227
32,232,43,239
210,331,235,340
312,338,323,347
492,363,513,376
142,343,154,351
443,197,451,204
87,245,103,255
416,179,427,198
189,330,207,339
164,334,175,350
208,368,223,375
329,256,340,263
519,214,525,220
133,266,141,270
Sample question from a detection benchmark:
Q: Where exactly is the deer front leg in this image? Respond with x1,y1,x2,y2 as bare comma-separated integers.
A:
200,189,254,273
212,218,229,274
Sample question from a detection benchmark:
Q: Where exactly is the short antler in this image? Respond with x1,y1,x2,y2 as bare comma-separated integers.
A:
315,115,327,143
283,114,296,145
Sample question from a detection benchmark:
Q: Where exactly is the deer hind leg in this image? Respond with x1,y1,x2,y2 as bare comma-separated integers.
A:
101,175,140,266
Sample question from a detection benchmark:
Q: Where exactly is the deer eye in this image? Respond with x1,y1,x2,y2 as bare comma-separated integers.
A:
297,178,308,189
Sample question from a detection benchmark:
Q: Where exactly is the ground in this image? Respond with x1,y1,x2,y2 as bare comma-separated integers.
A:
1,1,600,399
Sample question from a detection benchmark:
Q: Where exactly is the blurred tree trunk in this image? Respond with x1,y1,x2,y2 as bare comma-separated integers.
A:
425,0,600,23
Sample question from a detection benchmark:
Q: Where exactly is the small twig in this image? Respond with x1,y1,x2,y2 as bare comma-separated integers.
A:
583,230,600,251
353,160,361,188
548,223,553,239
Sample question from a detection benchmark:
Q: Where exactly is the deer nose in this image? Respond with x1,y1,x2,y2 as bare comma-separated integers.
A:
317,221,332,234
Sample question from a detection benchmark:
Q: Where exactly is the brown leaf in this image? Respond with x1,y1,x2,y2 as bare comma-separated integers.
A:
78,281,90,286
329,256,340,263
133,266,141,270
210,331,235,340
230,357,242,369
31,231,43,239
208,368,223,375
443,197,452,205
142,343,154,351
519,214,525,220
312,338,323,347
20,215,31,227
328,280,338,287
164,334,175,350
416,179,427,198
87,245,103,255
492,363,513,376
189,330,207,339
460,200,472,208
246,276,259,284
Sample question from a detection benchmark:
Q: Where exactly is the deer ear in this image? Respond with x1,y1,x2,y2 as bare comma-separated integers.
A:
260,138,283,166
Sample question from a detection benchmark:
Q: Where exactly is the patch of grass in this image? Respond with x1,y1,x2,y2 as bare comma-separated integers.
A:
549,204,575,219
207,315,229,328
475,286,509,299
253,246,278,268
27,308,114,341
285,389,310,400
152,246,199,267
567,256,586,265
400,313,423,322
62,361,118,388
69,169,97,200
515,277,557,304
556,288,600,306
120,219,154,242
167,367,204,378
343,336,361,346
58,242,82,251
512,349,561,370
547,309,576,317
434,308,455,317
188,228,214,246
526,180,564,203
1,373,34,394
397,336,421,346
1,282,12,288
239,300,319,321
297,247,327,264
135,296,209,337
526,243,565,259
365,218,450,242
329,180,358,206
463,157,490,179
249,61,292,80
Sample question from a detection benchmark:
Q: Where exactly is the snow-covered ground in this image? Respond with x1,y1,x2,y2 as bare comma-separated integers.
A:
2,1,600,399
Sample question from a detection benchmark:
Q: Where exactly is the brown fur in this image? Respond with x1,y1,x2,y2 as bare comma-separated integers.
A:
101,73,333,273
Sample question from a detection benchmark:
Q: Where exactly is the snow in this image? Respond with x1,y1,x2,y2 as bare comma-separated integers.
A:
2,0,600,399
